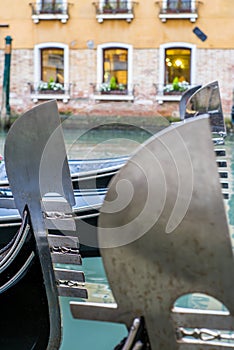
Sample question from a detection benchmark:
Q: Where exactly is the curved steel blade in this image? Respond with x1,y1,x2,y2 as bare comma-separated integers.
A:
179,84,202,119
71,115,234,349
4,100,75,349
184,81,226,136
4,100,75,217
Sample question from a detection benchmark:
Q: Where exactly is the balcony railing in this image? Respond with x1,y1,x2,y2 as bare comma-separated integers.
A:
155,1,201,22
29,2,72,23
93,1,137,23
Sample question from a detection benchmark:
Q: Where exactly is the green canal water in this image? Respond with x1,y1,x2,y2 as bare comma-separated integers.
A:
0,124,234,348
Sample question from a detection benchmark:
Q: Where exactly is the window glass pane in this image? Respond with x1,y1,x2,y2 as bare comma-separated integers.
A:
105,1,127,10
167,0,191,11
41,0,62,12
41,48,64,83
165,48,191,85
103,48,128,89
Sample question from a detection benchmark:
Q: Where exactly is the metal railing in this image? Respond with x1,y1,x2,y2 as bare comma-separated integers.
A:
92,1,137,15
29,2,71,15
155,1,200,14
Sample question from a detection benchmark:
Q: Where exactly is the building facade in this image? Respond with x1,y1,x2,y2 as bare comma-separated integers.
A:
0,0,233,118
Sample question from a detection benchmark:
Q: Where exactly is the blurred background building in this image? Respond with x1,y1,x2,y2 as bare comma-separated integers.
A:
0,0,232,118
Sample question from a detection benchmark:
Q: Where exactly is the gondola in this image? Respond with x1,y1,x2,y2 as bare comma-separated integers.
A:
0,207,61,349
0,155,128,189
0,82,231,349
0,188,105,257
0,100,81,349
178,80,227,144
0,81,227,193
0,82,229,257
0,81,226,191
71,114,234,350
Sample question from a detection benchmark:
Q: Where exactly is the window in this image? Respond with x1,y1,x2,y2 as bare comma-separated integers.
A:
31,0,69,23
103,48,128,90
94,0,135,23
156,42,196,103
95,43,133,101
31,43,70,103
165,48,191,85
167,0,192,13
38,0,67,14
103,0,128,11
41,48,64,84
158,0,198,22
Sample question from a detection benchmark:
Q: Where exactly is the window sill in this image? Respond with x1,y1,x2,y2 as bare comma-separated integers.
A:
159,13,198,22
32,14,69,23
96,13,134,23
31,92,70,103
156,94,182,104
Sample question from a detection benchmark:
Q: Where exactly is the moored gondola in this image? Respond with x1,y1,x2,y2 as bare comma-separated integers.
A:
0,188,105,257
0,100,89,349
0,208,60,350
71,114,234,350
0,155,128,189
0,81,232,349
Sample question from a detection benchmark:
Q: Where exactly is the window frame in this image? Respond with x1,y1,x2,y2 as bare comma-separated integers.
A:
159,0,198,22
95,0,134,23
94,42,134,101
156,42,196,104
31,42,70,103
32,0,69,23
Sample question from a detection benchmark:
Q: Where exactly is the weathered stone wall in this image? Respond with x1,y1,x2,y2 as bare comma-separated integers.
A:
2,48,233,119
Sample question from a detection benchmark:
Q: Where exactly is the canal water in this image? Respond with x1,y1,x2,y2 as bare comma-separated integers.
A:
1,122,234,348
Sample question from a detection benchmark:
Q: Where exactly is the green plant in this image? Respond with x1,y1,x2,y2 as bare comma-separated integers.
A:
110,76,117,90
163,79,189,94
172,76,180,91
38,77,64,92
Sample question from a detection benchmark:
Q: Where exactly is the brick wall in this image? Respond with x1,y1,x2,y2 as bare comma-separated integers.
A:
2,48,234,119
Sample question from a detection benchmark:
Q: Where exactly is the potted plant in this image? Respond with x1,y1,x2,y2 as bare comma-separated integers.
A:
99,78,127,95
110,76,117,90
163,77,189,95
38,77,64,94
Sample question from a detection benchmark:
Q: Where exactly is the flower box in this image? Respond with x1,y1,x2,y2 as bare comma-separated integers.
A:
101,90,128,95
39,89,64,94
164,91,184,96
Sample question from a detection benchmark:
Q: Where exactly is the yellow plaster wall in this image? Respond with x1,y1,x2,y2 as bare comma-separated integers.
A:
0,0,233,49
